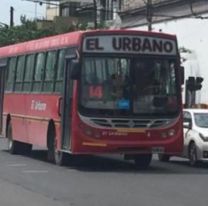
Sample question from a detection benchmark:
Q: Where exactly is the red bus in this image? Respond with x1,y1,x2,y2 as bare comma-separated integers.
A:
0,30,184,168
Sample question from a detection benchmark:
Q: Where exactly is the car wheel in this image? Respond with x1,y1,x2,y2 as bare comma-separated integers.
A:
189,142,198,166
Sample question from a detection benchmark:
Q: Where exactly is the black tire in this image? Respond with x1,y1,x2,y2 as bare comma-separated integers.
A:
7,122,32,155
47,125,55,163
134,154,152,169
7,122,20,154
47,124,67,166
158,154,170,162
189,142,198,166
54,151,67,166
21,143,32,154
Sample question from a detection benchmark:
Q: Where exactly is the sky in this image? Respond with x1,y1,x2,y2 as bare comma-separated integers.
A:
0,0,46,26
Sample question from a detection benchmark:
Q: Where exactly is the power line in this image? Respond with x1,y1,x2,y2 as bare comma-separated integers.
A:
22,0,59,6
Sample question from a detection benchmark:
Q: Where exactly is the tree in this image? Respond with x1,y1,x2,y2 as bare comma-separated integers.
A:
0,16,94,47
0,16,55,46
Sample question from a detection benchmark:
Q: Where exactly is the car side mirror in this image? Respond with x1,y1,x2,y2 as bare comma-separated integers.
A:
183,121,192,129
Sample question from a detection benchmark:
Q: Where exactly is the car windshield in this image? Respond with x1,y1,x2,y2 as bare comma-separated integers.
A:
194,113,208,128
79,56,179,117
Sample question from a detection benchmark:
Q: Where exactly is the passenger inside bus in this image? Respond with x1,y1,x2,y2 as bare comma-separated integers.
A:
108,71,130,99
109,73,123,99
132,60,158,96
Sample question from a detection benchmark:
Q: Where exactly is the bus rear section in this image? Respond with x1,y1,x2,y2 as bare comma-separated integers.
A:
68,31,184,168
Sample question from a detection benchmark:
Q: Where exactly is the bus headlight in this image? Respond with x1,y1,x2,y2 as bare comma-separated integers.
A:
160,129,175,138
168,129,175,137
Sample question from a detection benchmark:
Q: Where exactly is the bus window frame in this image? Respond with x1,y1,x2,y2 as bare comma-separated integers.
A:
6,56,17,92
23,53,36,92
14,55,26,92
32,52,46,92
42,50,58,93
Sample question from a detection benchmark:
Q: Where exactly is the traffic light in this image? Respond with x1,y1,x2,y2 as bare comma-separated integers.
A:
186,76,196,91
195,77,204,90
186,76,204,91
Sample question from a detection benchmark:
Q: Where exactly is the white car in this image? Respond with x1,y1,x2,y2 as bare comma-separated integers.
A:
183,108,208,166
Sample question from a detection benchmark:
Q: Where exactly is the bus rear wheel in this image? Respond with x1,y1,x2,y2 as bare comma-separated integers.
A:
21,143,32,154
134,154,152,169
7,122,20,154
7,122,32,154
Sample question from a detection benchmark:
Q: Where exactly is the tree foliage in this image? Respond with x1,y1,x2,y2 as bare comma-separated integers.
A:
0,17,53,46
0,16,97,47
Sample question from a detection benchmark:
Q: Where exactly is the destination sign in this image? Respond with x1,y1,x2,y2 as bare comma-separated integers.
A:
83,35,177,55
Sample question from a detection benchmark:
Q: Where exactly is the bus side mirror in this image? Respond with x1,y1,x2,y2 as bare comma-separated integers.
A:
180,66,184,85
71,60,81,80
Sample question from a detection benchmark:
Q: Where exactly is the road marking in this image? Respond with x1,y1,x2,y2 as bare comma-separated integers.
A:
7,163,27,167
22,170,48,174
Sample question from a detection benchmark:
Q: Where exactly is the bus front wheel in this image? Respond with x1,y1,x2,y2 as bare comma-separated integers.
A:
54,151,67,166
47,125,67,166
158,154,170,162
134,154,152,169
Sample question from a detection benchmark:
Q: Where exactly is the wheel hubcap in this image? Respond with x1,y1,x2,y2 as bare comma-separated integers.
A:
8,138,12,150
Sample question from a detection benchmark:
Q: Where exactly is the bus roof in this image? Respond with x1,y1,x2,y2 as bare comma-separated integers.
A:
0,29,177,58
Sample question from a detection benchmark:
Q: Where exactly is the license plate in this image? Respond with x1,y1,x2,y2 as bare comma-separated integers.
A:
152,147,165,153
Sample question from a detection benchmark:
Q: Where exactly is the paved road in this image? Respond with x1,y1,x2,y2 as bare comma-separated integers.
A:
0,137,208,206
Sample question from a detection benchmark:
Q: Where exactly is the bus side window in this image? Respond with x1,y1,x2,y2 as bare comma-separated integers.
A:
23,54,35,92
43,51,57,92
55,49,65,92
15,55,26,92
32,52,46,92
6,57,17,91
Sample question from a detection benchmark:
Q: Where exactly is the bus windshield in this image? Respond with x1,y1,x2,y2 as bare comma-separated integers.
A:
79,56,179,116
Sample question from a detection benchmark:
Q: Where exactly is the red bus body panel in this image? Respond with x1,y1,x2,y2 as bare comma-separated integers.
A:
3,93,61,147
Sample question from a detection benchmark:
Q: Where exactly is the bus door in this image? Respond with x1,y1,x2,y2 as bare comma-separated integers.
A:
60,49,76,151
0,58,7,134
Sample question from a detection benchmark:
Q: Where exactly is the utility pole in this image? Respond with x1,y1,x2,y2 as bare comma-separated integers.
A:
10,6,14,27
146,0,153,31
93,0,97,29
35,2,37,19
